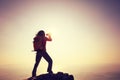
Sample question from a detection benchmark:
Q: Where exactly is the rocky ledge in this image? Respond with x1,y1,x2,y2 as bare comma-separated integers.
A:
28,72,74,80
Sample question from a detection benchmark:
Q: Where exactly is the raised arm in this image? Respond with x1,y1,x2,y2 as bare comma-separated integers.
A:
46,33,52,41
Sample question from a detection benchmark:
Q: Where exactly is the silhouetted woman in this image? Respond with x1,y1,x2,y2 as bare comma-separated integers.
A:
32,30,53,78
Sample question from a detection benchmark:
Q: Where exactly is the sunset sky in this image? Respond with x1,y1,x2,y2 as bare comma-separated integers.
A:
0,0,120,80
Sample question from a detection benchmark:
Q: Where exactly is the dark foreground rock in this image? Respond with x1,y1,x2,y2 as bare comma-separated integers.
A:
28,72,74,80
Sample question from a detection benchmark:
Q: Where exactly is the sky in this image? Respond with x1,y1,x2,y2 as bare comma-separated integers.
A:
0,0,120,80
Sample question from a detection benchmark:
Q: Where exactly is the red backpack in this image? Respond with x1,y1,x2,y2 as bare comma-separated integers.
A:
33,36,44,51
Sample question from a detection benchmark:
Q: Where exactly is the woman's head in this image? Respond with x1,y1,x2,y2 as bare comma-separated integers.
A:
37,30,45,36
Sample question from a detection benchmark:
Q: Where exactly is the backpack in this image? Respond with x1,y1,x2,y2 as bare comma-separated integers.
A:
33,36,43,51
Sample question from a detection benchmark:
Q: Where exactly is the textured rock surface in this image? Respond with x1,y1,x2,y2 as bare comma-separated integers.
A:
28,72,74,80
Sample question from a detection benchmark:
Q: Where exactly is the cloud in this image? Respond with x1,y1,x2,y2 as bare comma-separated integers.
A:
91,72,120,80
82,65,120,80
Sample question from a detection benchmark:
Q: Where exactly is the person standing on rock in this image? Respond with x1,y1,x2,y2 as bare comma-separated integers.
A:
32,30,53,79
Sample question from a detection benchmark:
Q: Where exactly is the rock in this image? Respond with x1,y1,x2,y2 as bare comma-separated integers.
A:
28,72,74,80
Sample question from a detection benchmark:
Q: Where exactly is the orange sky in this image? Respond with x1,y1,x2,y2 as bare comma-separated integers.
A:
0,1,120,80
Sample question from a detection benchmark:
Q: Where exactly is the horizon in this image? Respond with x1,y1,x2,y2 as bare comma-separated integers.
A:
0,63,120,80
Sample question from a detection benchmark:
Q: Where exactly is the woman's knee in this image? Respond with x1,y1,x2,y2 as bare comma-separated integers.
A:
35,62,39,66
49,58,53,64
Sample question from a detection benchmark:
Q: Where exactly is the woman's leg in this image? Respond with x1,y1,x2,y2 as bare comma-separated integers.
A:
42,51,53,73
32,51,42,77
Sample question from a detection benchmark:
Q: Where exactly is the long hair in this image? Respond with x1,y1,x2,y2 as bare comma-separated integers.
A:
37,30,45,36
